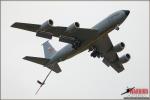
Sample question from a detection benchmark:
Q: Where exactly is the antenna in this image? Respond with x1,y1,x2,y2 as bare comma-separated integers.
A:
35,70,52,95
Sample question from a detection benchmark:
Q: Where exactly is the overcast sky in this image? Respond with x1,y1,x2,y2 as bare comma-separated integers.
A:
1,1,149,99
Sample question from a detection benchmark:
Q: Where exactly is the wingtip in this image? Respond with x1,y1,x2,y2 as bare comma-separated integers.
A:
11,22,17,27
22,56,30,60
22,56,27,60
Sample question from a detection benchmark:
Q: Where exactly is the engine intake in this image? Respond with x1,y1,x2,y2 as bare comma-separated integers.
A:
65,22,80,34
40,19,53,31
113,42,125,52
119,53,131,64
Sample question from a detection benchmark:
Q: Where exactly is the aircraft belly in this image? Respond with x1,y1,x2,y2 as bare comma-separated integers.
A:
92,14,121,36
51,17,120,63
51,29,114,64
58,44,88,61
51,41,93,63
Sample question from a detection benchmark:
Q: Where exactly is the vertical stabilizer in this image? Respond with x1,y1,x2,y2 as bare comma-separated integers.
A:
42,41,56,59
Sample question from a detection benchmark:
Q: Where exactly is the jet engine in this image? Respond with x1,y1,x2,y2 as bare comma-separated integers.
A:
119,54,130,64
59,22,80,49
40,19,53,31
113,42,125,52
65,22,80,34
36,19,53,39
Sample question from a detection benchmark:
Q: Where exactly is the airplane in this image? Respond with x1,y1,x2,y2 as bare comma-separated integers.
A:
11,10,131,94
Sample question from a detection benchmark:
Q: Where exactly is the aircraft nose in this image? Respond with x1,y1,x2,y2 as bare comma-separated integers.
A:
123,10,130,16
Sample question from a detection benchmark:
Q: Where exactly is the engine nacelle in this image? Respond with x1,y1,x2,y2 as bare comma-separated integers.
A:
65,22,80,34
113,42,125,52
36,19,53,39
40,19,53,31
119,54,131,64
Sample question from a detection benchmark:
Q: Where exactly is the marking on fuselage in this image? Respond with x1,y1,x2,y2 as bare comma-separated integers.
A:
48,47,54,52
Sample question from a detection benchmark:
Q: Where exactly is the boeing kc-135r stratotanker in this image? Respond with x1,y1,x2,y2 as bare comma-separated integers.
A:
11,10,131,94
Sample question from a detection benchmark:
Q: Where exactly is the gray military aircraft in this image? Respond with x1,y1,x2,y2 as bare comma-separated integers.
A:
11,10,131,93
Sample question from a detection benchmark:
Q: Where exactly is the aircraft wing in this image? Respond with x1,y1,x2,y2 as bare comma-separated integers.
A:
11,22,98,42
11,22,41,32
46,26,98,42
93,35,124,73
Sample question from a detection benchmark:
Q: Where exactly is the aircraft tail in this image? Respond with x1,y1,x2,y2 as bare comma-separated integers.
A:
42,41,56,59
23,41,61,73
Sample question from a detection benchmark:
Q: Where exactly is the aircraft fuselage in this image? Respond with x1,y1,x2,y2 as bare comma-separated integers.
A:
49,10,130,64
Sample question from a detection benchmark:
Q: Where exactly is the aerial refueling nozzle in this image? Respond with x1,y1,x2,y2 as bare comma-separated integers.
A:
35,70,52,95
37,80,45,85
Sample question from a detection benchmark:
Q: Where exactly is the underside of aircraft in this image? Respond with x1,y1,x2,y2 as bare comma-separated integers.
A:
11,10,131,94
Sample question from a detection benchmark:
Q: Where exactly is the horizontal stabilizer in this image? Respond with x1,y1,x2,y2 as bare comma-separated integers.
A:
23,56,49,65
46,63,61,73
11,22,40,32
23,56,61,73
